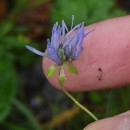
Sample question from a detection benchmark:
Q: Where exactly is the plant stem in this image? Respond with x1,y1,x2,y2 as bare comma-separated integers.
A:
13,98,41,130
60,84,98,121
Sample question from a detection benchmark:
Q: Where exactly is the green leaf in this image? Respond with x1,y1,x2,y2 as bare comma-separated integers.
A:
67,64,78,74
13,99,41,130
0,54,17,122
47,65,56,78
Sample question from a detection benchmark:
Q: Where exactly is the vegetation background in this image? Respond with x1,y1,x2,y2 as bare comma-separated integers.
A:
0,0,130,130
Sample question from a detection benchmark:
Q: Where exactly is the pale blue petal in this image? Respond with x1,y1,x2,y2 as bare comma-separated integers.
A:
64,46,71,60
47,46,62,65
25,45,50,59
51,24,61,51
71,15,74,29
84,29,94,37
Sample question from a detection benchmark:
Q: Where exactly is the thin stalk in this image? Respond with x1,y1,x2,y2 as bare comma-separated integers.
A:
13,98,41,130
60,84,98,121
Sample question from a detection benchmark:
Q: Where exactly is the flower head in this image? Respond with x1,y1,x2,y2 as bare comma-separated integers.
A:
26,15,93,65
25,15,94,83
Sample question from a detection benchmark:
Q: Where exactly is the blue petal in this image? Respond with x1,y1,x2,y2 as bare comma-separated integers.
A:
84,29,94,37
64,46,71,59
47,45,62,65
51,23,61,51
63,23,83,48
71,23,84,59
72,46,83,59
25,45,50,59
71,15,74,29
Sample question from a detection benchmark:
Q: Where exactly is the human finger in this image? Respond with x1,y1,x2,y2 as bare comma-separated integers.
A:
43,15,130,91
83,111,130,130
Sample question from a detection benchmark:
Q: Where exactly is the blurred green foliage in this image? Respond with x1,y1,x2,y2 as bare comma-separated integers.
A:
0,20,27,120
0,0,129,130
0,0,30,122
51,0,126,25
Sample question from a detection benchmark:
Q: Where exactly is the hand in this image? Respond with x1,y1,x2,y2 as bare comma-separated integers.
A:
43,15,130,130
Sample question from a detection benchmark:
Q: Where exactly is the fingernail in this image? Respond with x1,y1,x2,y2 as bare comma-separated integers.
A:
83,115,130,130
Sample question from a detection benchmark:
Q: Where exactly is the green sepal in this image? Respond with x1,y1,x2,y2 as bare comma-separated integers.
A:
67,64,78,74
47,65,56,78
59,75,65,85
59,66,66,84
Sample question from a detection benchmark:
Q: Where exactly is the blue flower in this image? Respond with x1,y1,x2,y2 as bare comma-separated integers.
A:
25,15,93,65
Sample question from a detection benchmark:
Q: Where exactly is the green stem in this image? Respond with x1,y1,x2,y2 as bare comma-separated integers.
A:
13,98,41,130
61,84,98,121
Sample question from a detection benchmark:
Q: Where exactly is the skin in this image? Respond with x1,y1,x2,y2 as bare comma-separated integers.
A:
43,15,130,130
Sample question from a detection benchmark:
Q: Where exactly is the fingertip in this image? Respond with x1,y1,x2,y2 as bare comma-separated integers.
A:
84,114,130,130
42,16,130,91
